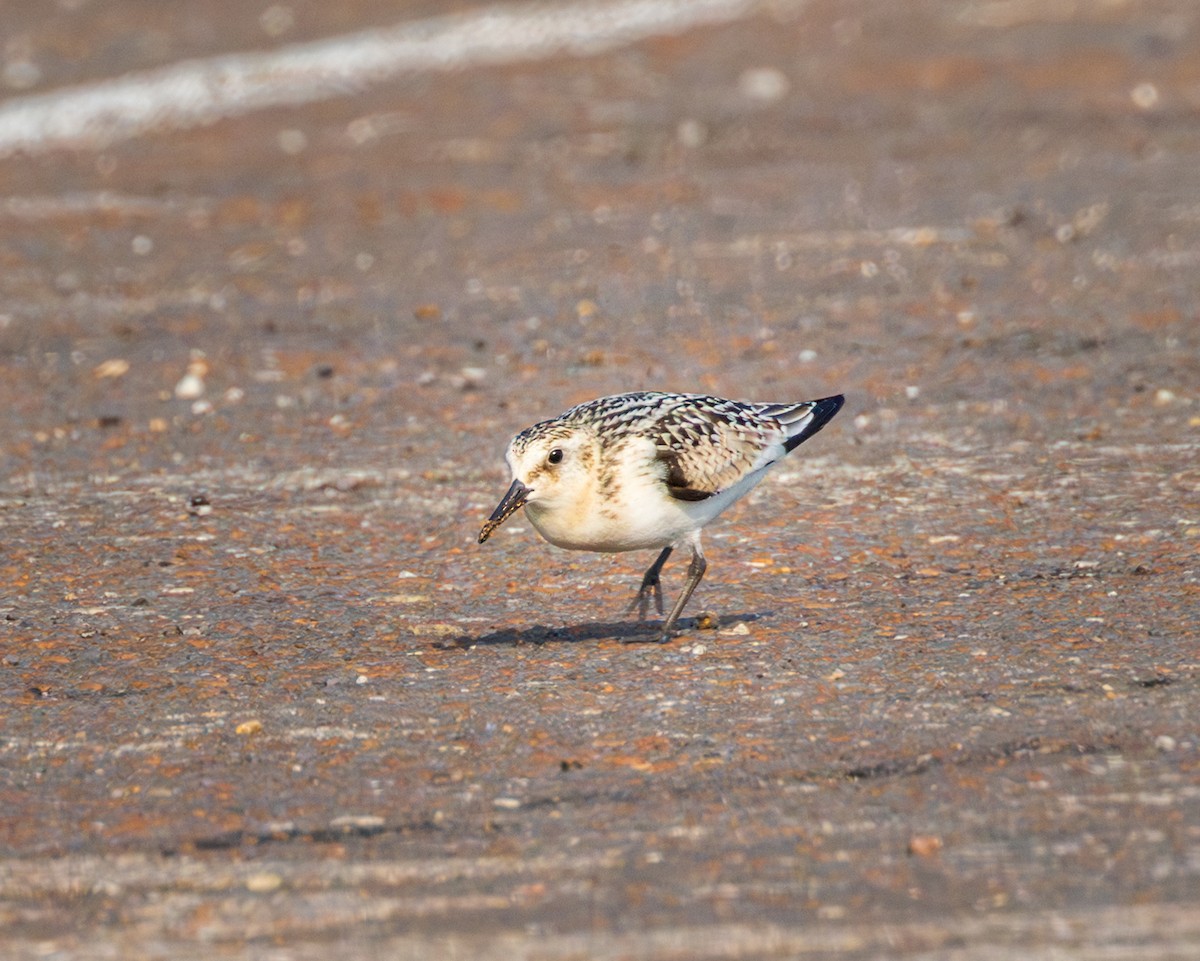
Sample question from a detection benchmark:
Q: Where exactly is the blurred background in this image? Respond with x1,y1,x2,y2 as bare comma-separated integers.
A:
3,0,1195,480
1,1,1198,958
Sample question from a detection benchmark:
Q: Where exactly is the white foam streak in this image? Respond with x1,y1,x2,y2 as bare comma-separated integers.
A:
0,0,761,157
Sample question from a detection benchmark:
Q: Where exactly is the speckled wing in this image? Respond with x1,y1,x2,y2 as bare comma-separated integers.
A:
653,395,845,501
651,398,790,501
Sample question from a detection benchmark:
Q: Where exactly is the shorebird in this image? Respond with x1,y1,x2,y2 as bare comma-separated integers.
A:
479,391,844,641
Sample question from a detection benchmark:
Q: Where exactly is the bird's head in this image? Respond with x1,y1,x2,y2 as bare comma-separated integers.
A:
477,423,597,543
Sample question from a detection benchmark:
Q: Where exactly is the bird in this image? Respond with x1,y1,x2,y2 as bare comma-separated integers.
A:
478,390,844,642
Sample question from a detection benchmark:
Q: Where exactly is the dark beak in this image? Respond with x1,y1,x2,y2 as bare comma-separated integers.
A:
478,480,531,544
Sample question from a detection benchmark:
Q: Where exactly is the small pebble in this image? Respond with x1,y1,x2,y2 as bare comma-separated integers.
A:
329,814,385,831
94,358,130,379
278,129,307,155
738,67,790,102
174,359,208,400
245,872,282,893
676,118,707,148
260,4,294,37
174,373,204,399
908,835,943,857
1131,82,1159,110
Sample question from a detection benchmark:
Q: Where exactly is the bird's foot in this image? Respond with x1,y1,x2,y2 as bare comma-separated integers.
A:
657,611,685,644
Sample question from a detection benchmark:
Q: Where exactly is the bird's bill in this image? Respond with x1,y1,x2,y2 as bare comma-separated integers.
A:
478,479,532,544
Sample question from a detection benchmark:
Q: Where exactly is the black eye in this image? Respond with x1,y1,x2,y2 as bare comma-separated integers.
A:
547,448,563,465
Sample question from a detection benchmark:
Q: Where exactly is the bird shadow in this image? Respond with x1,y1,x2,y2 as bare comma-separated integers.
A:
434,611,774,649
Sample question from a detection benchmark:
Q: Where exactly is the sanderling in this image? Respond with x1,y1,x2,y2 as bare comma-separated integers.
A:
479,390,844,642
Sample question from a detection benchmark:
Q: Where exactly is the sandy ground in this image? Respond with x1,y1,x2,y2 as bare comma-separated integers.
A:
1,1,1198,958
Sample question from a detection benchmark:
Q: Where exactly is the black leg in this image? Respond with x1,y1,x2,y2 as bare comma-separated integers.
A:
659,545,706,642
628,546,673,620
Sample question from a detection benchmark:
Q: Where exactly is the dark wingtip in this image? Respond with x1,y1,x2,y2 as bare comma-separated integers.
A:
783,394,845,452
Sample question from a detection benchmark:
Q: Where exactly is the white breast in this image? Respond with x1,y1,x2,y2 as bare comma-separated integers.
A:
524,454,773,554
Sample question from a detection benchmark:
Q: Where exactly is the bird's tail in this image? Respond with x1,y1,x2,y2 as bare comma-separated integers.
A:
758,394,845,452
